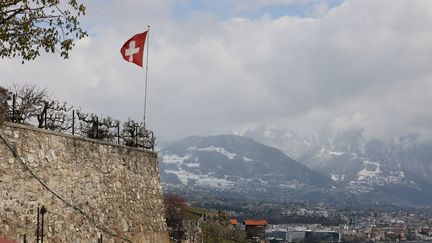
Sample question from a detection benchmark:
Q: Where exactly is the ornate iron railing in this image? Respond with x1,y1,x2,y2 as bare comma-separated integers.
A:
5,93,155,150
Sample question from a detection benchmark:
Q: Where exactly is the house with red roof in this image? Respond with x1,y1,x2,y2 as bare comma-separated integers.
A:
243,219,268,241
229,219,239,230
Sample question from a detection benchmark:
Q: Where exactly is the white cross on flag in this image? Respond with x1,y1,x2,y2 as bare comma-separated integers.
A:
120,31,148,67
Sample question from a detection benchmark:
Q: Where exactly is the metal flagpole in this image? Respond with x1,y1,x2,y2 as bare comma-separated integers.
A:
143,25,150,128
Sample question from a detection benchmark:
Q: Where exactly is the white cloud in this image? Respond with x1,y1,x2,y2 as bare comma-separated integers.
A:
1,0,432,142
197,0,341,15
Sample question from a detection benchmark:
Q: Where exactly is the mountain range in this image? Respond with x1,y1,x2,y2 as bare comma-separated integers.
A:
159,135,334,201
159,127,432,206
234,124,432,205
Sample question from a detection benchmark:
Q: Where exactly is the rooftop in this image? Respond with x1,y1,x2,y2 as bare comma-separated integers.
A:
244,219,268,226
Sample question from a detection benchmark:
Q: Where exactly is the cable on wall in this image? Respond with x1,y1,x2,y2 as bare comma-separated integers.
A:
0,134,133,243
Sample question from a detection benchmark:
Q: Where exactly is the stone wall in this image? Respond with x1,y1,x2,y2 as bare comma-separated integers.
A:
0,122,170,243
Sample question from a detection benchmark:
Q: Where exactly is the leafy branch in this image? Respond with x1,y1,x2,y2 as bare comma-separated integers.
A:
0,0,87,62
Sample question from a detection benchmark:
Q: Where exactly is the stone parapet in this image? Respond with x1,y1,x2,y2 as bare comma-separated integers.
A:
0,122,170,243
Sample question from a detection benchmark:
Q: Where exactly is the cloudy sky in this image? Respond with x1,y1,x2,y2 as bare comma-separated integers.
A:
2,0,432,142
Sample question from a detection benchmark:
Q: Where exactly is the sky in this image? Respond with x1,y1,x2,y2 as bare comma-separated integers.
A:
1,0,432,143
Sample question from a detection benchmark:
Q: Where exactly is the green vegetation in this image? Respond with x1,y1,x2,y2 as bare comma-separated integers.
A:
164,194,246,243
201,222,246,243
1,0,87,61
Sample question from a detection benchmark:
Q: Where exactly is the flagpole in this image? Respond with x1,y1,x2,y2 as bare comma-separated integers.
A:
144,25,150,128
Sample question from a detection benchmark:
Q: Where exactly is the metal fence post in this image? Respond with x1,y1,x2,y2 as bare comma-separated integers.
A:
151,131,155,151
44,101,48,129
135,125,138,147
72,110,75,135
12,94,16,122
117,122,120,144
96,116,99,139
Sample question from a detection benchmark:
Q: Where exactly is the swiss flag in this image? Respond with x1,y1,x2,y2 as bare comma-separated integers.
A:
120,31,148,67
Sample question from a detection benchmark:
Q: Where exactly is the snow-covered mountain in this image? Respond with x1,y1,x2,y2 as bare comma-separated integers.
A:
158,133,432,206
159,135,334,202
234,124,432,204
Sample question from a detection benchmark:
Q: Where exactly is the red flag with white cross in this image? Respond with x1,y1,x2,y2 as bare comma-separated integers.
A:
120,31,148,67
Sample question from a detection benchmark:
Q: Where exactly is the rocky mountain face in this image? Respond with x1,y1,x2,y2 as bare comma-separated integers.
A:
159,135,334,202
234,124,432,205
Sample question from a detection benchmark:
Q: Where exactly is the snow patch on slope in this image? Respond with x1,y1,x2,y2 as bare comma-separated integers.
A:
331,174,345,182
162,154,191,165
164,169,234,189
357,160,381,181
318,148,344,159
188,146,237,160
185,163,200,168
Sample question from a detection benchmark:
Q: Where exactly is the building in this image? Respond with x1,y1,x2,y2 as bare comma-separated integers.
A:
244,219,268,241
304,231,341,243
265,229,289,243
230,219,239,229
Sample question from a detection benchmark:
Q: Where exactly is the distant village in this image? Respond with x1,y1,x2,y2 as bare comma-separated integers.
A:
228,213,432,242
167,198,432,243
232,206,432,242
